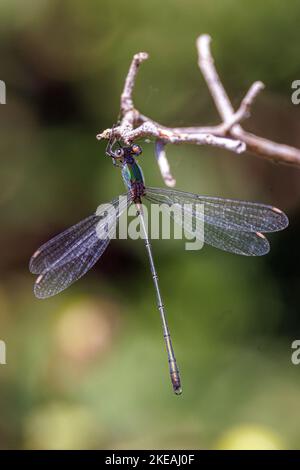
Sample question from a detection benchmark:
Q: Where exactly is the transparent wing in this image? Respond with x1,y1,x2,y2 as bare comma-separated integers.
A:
30,194,131,298
145,187,288,233
180,205,270,255
145,190,276,256
30,215,99,275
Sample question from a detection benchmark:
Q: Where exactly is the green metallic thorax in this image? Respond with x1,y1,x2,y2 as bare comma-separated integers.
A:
122,160,145,190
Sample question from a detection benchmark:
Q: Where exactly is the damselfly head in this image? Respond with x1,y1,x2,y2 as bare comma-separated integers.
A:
131,143,142,156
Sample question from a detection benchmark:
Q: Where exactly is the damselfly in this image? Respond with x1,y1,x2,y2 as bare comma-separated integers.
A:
29,138,288,395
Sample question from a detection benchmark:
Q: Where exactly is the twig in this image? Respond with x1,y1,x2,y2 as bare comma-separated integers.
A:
197,34,300,166
155,140,176,187
97,34,300,186
121,52,149,113
219,81,265,133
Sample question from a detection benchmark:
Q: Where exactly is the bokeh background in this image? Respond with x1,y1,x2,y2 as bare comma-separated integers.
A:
0,0,300,450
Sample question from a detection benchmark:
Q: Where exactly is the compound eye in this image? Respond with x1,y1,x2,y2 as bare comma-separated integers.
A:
116,148,124,157
132,144,142,155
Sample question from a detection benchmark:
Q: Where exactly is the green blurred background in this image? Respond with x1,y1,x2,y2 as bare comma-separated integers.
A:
0,0,300,450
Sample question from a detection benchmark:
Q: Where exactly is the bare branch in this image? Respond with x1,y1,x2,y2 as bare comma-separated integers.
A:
231,128,300,166
196,33,300,167
97,46,245,185
197,34,235,123
219,81,265,133
120,52,149,116
155,140,176,187
97,34,300,187
106,122,245,151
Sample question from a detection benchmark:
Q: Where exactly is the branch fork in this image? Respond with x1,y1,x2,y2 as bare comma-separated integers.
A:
97,34,300,187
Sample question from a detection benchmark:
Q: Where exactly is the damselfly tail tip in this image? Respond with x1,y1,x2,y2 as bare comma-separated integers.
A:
171,372,182,395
